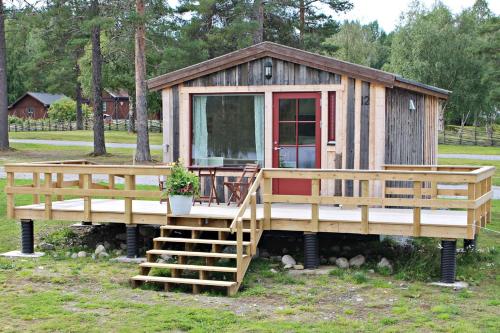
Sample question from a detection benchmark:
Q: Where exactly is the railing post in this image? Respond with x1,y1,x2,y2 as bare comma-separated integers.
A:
474,180,481,235
6,171,14,219
125,175,136,224
480,179,487,227
56,173,63,201
33,172,40,204
108,174,115,199
467,183,476,240
360,179,369,234
263,176,271,230
413,181,422,237
250,193,257,255
44,173,52,220
311,179,320,233
236,218,243,283
485,176,492,224
83,174,92,222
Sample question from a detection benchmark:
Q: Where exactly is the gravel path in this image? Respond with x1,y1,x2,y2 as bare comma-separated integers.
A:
10,139,163,150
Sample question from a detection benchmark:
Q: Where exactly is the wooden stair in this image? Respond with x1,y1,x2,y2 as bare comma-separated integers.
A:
130,220,262,296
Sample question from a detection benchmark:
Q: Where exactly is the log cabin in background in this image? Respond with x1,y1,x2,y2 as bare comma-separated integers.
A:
8,92,67,119
150,42,448,198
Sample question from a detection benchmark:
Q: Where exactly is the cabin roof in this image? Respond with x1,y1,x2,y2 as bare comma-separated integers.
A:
148,42,450,99
8,92,67,109
105,88,129,99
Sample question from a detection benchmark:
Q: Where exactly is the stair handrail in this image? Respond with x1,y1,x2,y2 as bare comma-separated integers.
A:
229,169,263,233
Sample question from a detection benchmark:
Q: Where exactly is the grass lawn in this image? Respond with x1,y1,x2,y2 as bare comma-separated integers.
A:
439,158,500,186
0,143,163,165
9,130,163,145
439,144,500,155
0,178,499,332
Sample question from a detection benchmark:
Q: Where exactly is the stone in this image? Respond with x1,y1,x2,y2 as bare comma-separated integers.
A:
377,257,393,272
115,233,127,241
71,253,78,259
95,244,106,255
328,256,337,264
320,256,328,265
115,250,122,256
281,254,296,266
120,243,127,250
284,264,293,269
335,257,350,269
98,252,109,259
223,246,236,254
65,251,72,257
156,258,166,264
103,241,111,249
160,254,173,261
349,255,366,268
270,255,282,262
77,251,87,258
270,268,278,273
91,254,96,260
39,242,55,251
293,264,304,270
429,281,468,290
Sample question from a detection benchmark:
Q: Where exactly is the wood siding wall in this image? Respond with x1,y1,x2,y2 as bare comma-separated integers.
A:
184,57,341,87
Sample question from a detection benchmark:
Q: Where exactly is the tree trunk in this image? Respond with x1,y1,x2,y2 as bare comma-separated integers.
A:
0,0,9,150
134,0,151,162
299,0,305,48
75,54,83,130
253,0,264,44
91,0,106,155
128,95,136,133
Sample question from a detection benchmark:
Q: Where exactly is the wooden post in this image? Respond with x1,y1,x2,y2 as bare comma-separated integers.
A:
108,174,115,199
413,181,422,237
361,179,369,234
485,176,491,224
56,173,63,201
311,179,320,232
33,172,40,204
263,177,271,230
6,172,14,219
236,218,243,283
466,183,475,240
480,179,487,227
250,193,257,255
125,175,136,224
475,181,481,234
44,173,52,220
83,174,92,222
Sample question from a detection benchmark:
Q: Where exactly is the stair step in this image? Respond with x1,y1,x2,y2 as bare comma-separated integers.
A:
131,275,236,287
154,237,251,246
147,249,247,259
161,225,252,233
140,262,237,273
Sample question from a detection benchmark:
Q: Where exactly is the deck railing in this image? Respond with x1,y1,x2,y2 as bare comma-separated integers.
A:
5,162,172,223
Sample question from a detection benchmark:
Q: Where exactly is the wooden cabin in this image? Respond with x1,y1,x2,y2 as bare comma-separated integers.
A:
8,92,67,119
102,88,130,120
149,42,449,197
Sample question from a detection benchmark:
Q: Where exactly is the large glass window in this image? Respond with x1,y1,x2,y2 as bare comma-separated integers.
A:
191,94,264,167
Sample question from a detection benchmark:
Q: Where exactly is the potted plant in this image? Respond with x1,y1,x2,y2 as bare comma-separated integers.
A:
164,162,199,215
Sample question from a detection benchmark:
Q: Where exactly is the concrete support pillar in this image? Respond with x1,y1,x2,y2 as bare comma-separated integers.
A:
21,219,34,254
441,239,457,284
127,225,139,258
303,232,319,269
463,236,477,252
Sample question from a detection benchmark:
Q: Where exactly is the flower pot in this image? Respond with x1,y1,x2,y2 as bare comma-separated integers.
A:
169,195,193,215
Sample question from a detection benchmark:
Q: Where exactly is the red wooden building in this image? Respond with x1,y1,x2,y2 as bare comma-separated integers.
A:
102,88,130,120
8,92,66,119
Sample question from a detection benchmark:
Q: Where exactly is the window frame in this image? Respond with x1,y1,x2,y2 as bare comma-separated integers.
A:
327,91,336,144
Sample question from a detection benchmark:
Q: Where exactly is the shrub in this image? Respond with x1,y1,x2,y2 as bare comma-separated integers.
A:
8,116,23,125
164,161,199,196
48,97,91,122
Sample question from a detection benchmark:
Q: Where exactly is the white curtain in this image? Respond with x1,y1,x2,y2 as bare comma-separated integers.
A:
254,95,264,166
193,96,208,164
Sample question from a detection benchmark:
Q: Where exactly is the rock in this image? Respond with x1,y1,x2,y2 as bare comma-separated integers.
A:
115,233,127,241
328,256,337,264
270,255,282,262
320,256,328,265
284,264,293,269
120,243,127,250
65,251,72,257
222,246,236,254
156,258,166,264
114,250,122,256
270,268,278,273
91,254,96,260
259,249,270,258
293,264,304,270
98,252,109,259
39,242,55,251
160,254,172,261
77,251,87,258
349,255,365,268
103,241,111,249
71,253,78,259
335,257,350,269
281,254,296,266
95,244,106,255
377,257,393,272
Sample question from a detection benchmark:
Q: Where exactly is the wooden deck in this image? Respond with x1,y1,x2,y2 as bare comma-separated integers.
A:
4,161,495,295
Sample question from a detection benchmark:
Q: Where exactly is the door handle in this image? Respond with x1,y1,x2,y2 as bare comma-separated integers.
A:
273,147,282,151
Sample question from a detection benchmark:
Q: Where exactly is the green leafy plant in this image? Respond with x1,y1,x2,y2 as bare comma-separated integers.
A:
48,97,91,121
164,162,199,196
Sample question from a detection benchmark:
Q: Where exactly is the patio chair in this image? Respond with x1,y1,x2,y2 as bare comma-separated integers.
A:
224,163,259,206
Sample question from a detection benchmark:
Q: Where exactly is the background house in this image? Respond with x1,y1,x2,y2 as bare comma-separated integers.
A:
102,88,130,119
8,92,66,119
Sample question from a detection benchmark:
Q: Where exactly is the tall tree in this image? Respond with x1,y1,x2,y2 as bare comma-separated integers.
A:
253,0,264,44
135,0,151,162
0,0,8,150
91,0,106,155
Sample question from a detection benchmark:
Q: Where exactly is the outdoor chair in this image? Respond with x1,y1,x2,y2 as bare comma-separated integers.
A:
224,163,259,206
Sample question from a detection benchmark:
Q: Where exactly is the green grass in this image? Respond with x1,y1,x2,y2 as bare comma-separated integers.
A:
439,157,500,186
9,130,163,145
439,144,500,155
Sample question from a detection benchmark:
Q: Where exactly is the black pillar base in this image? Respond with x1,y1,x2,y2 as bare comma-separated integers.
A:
126,225,138,258
21,219,34,254
440,240,457,284
464,236,477,252
303,233,319,269
81,221,92,226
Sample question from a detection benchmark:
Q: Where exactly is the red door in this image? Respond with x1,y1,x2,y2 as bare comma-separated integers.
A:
272,92,321,195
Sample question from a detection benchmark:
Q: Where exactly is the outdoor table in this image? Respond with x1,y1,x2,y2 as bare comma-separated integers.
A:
189,166,221,206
